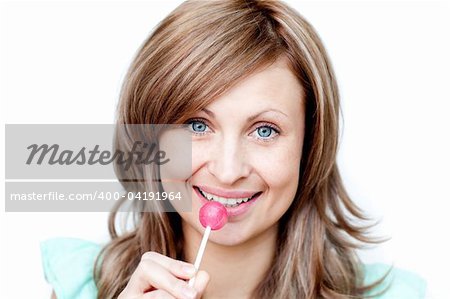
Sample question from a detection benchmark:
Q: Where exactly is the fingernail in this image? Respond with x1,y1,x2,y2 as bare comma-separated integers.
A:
182,265,196,275
182,284,197,299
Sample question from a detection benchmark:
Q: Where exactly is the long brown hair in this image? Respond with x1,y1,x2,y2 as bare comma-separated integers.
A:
94,1,387,298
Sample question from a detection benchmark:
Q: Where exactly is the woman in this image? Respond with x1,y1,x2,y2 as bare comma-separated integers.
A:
41,1,427,298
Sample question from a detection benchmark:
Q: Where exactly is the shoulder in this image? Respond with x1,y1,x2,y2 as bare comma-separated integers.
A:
363,263,428,299
40,237,102,299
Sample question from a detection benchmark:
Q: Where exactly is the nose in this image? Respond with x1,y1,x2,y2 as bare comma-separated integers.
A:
206,135,251,185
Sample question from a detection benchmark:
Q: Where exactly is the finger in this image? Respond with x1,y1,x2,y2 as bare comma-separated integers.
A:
193,270,210,295
142,289,176,299
141,252,197,279
130,259,197,299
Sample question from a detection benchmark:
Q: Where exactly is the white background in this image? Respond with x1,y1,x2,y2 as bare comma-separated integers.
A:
1,1,449,298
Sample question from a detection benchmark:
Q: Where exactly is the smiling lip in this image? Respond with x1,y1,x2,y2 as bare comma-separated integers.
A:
195,185,259,198
193,186,262,218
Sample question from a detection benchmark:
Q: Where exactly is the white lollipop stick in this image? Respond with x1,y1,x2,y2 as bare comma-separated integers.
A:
188,226,211,287
188,201,228,287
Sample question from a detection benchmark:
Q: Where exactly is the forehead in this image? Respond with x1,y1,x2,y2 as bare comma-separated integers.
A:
207,57,304,112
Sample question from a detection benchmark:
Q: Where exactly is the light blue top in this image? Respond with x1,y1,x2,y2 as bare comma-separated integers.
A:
40,237,427,299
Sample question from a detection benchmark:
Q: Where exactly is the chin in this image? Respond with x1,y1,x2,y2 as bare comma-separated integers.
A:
182,212,253,246
207,220,275,248
207,228,250,247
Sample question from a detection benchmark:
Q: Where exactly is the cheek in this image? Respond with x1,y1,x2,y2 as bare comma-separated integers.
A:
158,129,193,181
252,141,301,190
191,142,207,171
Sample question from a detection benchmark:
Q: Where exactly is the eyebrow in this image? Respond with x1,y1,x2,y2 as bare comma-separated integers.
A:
201,108,288,121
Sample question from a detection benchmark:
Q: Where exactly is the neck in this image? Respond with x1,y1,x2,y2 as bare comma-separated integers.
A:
183,222,277,299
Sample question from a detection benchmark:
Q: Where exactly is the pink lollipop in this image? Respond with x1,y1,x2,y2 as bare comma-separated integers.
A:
199,201,228,230
188,202,228,286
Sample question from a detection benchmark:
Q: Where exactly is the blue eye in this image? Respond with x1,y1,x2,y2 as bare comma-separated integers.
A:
191,121,206,132
187,119,209,135
255,125,280,140
257,126,273,138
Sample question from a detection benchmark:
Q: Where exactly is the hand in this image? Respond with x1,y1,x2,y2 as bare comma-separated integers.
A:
118,251,210,299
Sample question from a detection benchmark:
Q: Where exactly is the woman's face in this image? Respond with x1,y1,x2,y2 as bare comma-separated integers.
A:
162,57,305,246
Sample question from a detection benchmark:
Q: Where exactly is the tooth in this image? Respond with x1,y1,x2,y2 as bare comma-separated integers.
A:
199,188,254,205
